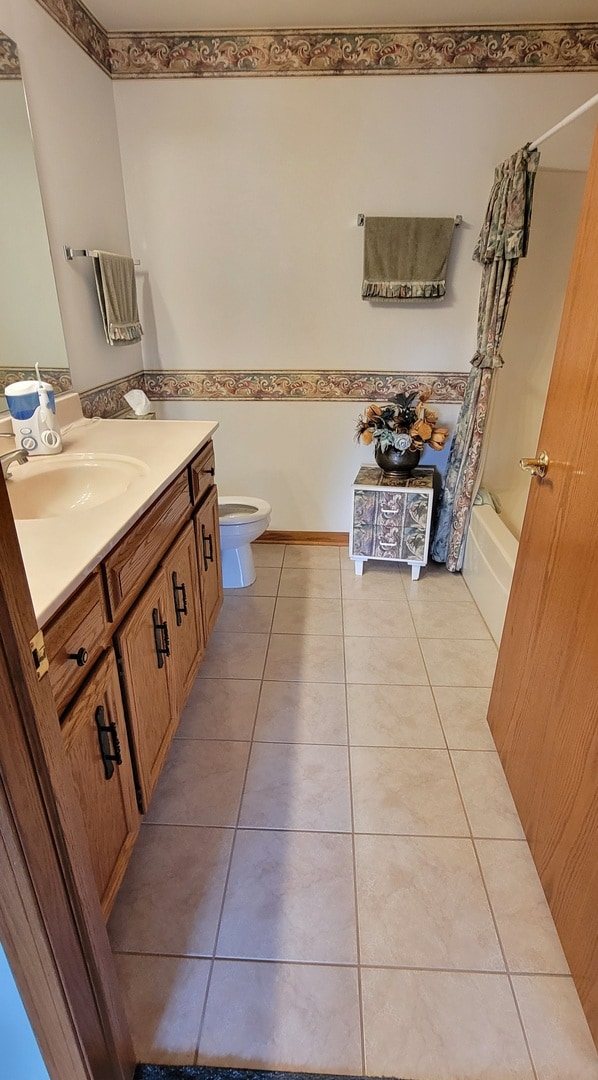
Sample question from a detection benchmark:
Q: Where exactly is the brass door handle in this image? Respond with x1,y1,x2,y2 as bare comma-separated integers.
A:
519,450,549,478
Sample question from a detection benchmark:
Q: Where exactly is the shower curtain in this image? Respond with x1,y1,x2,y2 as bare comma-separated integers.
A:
431,144,540,571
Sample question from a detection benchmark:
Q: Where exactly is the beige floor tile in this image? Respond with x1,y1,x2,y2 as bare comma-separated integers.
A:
513,975,598,1080
240,742,351,832
356,834,503,970
264,633,345,683
251,543,285,567
199,960,362,1074
410,600,491,639
420,638,498,687
362,968,534,1079
452,750,525,839
255,681,347,744
339,546,355,570
344,636,427,685
351,746,467,836
341,565,407,601
283,545,341,568
145,740,250,826
476,840,570,974
433,685,495,750
108,825,233,956
176,679,260,741
278,568,341,598
403,563,474,603
347,683,444,748
342,598,416,637
272,597,343,636
198,632,269,680
217,830,357,963
225,566,281,596
114,953,209,1066
216,594,275,634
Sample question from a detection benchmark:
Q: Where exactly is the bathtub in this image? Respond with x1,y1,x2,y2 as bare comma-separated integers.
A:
463,503,519,646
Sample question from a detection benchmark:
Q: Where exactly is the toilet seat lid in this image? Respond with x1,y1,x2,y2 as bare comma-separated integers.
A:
218,495,271,522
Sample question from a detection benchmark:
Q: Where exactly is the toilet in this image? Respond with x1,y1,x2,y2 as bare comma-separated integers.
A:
218,496,272,588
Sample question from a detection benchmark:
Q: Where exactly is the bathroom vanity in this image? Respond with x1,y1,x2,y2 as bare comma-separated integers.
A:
10,401,222,918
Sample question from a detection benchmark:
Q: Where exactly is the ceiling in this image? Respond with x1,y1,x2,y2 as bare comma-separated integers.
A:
87,0,598,33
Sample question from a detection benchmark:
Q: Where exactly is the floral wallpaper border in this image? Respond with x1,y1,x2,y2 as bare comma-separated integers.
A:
79,369,467,417
0,369,72,394
108,25,598,78
34,0,111,74
0,34,20,78
27,6,598,77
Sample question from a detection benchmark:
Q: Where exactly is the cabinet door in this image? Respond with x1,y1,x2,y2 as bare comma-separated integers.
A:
194,486,223,642
115,571,174,811
163,521,204,715
62,650,140,919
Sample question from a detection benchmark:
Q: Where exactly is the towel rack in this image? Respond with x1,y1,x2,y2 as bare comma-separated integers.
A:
357,215,462,227
64,246,141,266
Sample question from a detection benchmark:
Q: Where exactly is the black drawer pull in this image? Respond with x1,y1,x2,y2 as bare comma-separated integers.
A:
67,647,88,667
172,571,188,626
202,466,215,477
152,607,170,669
95,705,122,781
202,525,214,572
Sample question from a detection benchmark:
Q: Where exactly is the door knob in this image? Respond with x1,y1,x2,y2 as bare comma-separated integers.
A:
519,450,549,478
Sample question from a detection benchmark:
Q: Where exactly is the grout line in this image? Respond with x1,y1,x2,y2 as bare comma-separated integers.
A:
341,598,367,1077
193,551,282,1065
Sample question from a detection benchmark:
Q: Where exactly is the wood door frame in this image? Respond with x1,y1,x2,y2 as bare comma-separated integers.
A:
0,469,135,1080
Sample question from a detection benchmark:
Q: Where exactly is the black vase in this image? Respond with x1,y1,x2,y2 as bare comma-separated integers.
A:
374,444,422,477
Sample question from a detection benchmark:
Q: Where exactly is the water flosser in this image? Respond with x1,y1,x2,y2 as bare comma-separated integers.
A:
33,363,62,454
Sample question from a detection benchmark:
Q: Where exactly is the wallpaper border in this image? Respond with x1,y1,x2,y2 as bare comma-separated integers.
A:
79,370,467,417
0,369,72,394
27,6,598,77
0,33,20,78
109,25,598,78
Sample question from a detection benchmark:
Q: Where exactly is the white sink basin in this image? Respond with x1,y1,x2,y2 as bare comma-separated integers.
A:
8,452,149,520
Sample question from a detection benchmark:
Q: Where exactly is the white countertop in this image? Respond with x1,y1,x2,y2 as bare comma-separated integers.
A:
11,413,218,626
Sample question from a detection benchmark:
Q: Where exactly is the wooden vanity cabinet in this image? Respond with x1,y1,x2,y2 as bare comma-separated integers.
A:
163,521,204,716
194,486,223,641
61,649,140,919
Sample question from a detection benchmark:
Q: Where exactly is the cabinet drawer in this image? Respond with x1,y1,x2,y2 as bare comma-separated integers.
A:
104,471,191,622
45,572,108,714
351,489,431,561
189,441,215,505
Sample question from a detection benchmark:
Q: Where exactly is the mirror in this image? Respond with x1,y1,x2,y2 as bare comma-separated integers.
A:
0,32,70,412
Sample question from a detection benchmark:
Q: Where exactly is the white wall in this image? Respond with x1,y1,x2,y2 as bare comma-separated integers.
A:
0,80,68,371
0,0,142,392
483,167,587,538
115,73,597,529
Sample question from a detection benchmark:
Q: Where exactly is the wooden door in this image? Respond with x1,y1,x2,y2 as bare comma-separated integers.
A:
163,521,204,714
194,486,223,642
62,650,140,919
487,124,598,1043
115,571,174,811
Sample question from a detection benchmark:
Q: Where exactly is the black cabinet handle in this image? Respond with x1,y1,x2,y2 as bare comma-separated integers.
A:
95,705,122,781
202,525,214,572
172,571,188,626
68,647,88,667
152,607,170,669
203,466,215,477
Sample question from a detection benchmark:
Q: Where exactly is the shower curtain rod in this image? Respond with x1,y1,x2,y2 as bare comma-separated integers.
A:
529,91,598,150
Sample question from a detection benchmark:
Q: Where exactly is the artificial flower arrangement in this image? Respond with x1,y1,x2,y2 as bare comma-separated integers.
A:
355,388,449,454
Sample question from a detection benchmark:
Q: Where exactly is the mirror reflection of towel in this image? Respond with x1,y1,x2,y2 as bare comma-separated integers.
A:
362,217,455,300
93,250,143,346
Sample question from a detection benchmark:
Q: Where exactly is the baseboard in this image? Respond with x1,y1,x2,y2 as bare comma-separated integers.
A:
257,531,349,546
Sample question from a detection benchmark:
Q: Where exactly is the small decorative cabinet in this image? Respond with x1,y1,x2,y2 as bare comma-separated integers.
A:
350,466,434,580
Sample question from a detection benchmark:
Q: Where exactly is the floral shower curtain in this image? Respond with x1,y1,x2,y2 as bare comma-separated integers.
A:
431,144,540,571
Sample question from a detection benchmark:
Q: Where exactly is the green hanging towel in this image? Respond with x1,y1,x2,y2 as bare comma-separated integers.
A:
362,217,455,300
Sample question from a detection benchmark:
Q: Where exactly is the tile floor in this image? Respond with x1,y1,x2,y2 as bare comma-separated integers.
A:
109,545,598,1080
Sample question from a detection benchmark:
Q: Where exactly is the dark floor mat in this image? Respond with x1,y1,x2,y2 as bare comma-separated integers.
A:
134,1068,408,1080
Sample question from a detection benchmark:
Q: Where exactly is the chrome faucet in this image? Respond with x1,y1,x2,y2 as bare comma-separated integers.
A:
1,448,29,479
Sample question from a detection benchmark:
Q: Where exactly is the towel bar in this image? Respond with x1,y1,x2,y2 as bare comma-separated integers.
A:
357,214,462,227
64,246,141,266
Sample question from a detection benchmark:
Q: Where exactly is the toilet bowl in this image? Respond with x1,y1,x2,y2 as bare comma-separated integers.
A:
218,495,272,588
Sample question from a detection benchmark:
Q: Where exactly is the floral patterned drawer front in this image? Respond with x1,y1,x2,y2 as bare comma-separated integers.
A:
351,471,433,565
